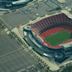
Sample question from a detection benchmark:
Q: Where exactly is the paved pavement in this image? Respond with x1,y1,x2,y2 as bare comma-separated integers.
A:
0,0,60,29
0,0,72,29
0,0,72,72
0,30,48,72
52,0,72,9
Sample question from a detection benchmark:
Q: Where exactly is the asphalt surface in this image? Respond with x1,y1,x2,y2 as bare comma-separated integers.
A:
53,0,72,9
0,0,60,29
0,0,72,30
0,30,48,72
0,0,72,72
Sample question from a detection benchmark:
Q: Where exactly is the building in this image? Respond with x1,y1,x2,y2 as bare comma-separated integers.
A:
23,13,72,63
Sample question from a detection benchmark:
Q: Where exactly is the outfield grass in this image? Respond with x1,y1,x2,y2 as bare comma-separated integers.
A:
44,30,71,46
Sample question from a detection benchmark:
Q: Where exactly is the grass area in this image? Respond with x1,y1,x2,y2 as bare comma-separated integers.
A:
44,30,71,46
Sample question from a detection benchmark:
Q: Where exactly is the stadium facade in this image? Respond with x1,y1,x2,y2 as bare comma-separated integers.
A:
23,13,72,63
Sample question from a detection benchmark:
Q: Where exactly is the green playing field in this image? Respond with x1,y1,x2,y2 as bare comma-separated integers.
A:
44,30,71,46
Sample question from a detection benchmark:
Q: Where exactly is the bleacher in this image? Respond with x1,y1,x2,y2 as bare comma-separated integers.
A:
31,13,72,34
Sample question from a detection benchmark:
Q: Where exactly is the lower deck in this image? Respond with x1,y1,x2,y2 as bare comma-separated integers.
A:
39,25,72,49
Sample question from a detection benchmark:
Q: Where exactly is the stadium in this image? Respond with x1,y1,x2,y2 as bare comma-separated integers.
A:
23,13,72,63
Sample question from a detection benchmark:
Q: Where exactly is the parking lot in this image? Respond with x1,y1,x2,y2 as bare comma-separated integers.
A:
0,0,61,29
0,0,72,72
0,30,49,72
